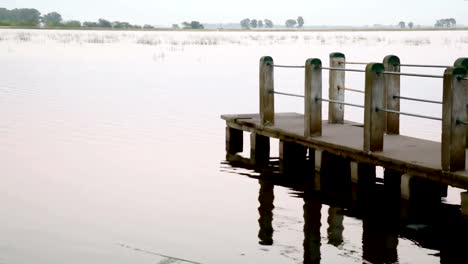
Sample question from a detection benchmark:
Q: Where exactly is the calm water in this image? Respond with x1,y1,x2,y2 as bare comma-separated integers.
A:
1,29,468,264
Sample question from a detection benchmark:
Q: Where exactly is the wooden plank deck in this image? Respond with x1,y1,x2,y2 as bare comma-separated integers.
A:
221,112,468,189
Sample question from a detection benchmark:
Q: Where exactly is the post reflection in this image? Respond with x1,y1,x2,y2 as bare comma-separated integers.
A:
327,207,344,247
303,191,322,264
258,180,274,246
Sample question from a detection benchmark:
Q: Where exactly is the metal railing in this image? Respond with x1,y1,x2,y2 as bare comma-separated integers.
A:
393,95,442,105
376,108,442,121
321,67,366,73
381,71,444,79
318,98,364,109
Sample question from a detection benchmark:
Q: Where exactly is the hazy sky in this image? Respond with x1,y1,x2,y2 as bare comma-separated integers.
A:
1,0,467,26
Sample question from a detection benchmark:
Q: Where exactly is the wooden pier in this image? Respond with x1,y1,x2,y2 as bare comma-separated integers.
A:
222,53,468,214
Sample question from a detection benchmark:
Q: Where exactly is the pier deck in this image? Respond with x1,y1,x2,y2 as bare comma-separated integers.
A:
222,112,468,189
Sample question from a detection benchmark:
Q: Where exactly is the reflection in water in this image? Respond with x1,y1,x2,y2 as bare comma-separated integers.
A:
258,180,275,246
303,191,321,264
327,207,344,247
227,154,468,264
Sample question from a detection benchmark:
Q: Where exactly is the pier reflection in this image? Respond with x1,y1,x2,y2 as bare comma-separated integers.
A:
223,154,468,264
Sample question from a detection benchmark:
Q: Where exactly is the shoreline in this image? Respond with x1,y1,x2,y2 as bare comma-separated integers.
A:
1,26,468,33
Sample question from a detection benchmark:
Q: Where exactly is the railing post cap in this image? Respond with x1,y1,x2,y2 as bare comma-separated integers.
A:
330,52,345,59
260,56,273,63
383,55,400,65
306,58,322,67
366,63,384,73
444,66,467,78
454,58,468,69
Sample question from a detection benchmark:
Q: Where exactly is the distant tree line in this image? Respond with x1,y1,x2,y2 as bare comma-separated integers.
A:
240,16,304,29
0,7,154,29
435,18,456,28
240,18,274,29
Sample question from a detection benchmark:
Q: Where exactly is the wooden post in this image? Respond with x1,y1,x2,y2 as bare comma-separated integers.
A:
442,67,467,171
305,58,322,137
329,52,345,124
225,126,243,154
250,133,270,166
453,58,468,147
279,140,307,175
383,55,400,135
260,56,274,126
364,63,385,152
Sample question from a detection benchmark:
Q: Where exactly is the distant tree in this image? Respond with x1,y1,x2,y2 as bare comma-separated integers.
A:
42,12,62,27
98,18,112,28
448,18,456,27
435,18,456,28
0,8,41,26
285,19,297,28
83,21,98,27
264,19,274,28
250,19,257,28
112,21,131,29
398,21,405,29
132,25,142,29
240,18,250,29
182,21,204,29
408,22,414,29
63,20,81,28
172,24,179,29
297,16,304,28
190,21,204,29
143,24,155,29
182,22,190,29
258,20,264,28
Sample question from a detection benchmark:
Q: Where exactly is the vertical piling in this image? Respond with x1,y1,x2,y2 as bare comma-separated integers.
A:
305,58,323,137
250,133,270,166
383,55,401,135
364,63,385,152
453,58,468,147
225,127,243,154
329,53,345,124
441,67,467,171
279,140,307,175
260,56,274,125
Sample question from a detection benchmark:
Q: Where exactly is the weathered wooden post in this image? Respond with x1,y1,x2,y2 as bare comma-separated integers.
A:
364,63,385,152
453,58,468,147
225,127,243,154
329,52,345,124
305,58,322,137
441,66,467,171
383,55,401,135
251,132,270,166
260,56,274,126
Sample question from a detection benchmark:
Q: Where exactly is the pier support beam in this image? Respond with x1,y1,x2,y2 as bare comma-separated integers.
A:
350,162,376,185
319,151,351,195
400,174,445,202
250,133,270,166
461,192,468,217
225,127,243,154
279,140,307,175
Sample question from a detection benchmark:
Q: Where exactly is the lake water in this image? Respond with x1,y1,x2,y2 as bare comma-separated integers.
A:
1,29,468,264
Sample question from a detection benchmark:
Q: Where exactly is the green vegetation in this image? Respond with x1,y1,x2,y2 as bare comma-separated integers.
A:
0,7,41,26
0,7,153,29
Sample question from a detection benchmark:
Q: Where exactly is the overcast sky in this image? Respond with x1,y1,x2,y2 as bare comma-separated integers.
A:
0,0,467,26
